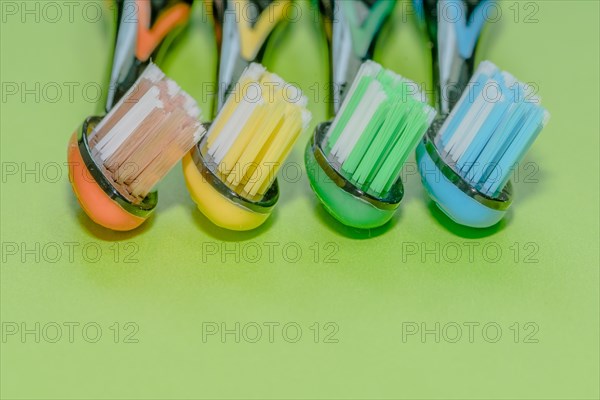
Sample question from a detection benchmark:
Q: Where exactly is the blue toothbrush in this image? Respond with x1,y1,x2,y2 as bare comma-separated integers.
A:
413,0,550,228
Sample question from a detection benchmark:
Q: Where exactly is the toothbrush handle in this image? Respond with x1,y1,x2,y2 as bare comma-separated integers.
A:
419,0,493,116
431,36,475,116
106,0,192,112
327,0,395,115
212,0,292,115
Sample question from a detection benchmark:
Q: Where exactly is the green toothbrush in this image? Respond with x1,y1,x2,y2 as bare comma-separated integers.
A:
306,61,436,229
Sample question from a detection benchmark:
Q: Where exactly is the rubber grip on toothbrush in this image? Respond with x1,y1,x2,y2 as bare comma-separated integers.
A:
305,122,404,230
415,139,511,228
67,118,158,231
182,131,279,231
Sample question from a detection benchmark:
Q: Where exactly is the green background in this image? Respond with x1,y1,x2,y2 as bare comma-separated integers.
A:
1,1,599,399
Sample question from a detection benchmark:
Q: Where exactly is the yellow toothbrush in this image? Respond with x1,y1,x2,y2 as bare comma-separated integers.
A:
184,0,303,231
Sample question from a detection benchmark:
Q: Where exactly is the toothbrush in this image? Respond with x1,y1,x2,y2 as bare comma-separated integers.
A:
307,0,434,229
183,0,300,231
67,0,195,231
68,64,205,231
413,0,550,228
183,63,311,230
306,60,436,229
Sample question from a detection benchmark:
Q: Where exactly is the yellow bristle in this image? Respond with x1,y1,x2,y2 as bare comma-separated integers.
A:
249,110,303,196
205,63,311,199
219,103,269,178
227,100,286,188
206,77,254,149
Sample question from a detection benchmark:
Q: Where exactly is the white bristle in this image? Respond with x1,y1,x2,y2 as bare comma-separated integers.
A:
208,95,264,163
301,109,312,130
143,63,165,81
167,79,180,97
95,86,164,161
193,125,205,143
478,60,498,76
204,62,311,197
324,60,382,145
88,62,205,202
321,60,436,196
330,79,387,163
245,62,267,81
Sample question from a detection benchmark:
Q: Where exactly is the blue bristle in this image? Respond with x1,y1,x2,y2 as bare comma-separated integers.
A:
468,101,525,187
482,106,545,194
436,72,489,149
436,61,549,197
456,95,510,174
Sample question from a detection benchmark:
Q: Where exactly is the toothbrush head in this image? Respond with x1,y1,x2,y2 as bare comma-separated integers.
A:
183,63,311,231
68,117,158,231
306,61,436,229
68,63,205,231
417,60,549,228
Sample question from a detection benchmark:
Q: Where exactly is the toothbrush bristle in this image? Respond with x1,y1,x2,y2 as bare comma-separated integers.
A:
322,60,436,197
205,62,311,199
435,60,549,197
88,63,205,203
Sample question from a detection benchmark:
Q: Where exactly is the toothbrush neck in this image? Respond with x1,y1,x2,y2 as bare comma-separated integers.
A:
432,43,475,117
214,0,291,114
330,0,394,114
106,0,192,112
425,0,493,115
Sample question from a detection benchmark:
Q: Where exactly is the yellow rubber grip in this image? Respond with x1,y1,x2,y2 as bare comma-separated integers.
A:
182,151,271,231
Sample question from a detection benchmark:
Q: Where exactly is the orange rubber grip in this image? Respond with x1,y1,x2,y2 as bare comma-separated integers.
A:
68,133,147,231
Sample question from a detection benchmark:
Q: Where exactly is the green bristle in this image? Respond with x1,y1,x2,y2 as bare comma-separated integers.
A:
341,101,389,176
322,61,436,198
324,75,374,154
